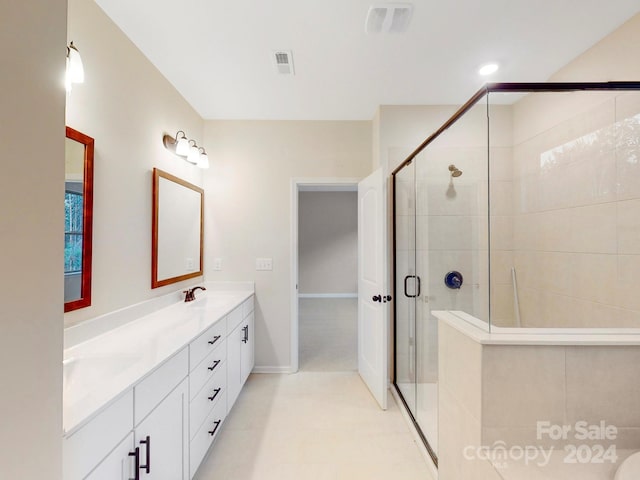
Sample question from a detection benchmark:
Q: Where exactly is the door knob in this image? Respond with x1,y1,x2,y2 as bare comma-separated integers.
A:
383,295,392,303
372,295,382,302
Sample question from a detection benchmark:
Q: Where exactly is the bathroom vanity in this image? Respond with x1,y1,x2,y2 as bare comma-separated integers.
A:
62,286,255,480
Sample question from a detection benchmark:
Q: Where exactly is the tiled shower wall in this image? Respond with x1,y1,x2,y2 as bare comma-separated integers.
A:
504,92,640,328
417,104,513,358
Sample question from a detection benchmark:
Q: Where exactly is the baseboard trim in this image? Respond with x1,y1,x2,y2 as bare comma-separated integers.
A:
298,293,358,299
251,366,293,374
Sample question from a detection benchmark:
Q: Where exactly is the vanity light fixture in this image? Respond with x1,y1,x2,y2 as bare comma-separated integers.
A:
197,147,209,169
162,131,210,169
175,131,189,156
66,41,85,92
187,140,200,165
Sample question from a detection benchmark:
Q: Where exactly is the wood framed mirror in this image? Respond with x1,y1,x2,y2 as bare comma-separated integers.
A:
152,168,204,288
64,127,94,312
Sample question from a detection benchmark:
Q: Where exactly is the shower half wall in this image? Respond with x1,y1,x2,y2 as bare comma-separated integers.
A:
391,82,640,464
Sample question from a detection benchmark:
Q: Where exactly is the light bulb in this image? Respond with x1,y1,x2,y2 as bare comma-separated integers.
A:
67,42,85,84
187,145,200,164
175,136,189,156
65,57,73,93
198,151,209,169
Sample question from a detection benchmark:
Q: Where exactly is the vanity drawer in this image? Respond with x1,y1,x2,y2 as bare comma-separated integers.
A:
134,347,188,425
190,342,226,400
242,295,254,318
227,305,244,332
189,364,226,438
190,318,226,370
63,390,133,480
190,395,227,477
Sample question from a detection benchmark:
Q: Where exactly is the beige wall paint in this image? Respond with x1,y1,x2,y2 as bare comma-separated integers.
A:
377,105,460,175
0,1,66,478
64,0,205,327
298,191,358,294
550,12,640,83
203,121,371,369
505,13,640,328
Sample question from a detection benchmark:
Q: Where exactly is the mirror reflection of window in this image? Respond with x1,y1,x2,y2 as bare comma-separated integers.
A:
64,184,83,301
64,128,93,311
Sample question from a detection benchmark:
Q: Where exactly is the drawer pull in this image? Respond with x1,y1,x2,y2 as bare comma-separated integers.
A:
208,420,222,436
208,360,221,371
128,447,140,480
208,388,222,402
139,435,151,474
208,335,221,345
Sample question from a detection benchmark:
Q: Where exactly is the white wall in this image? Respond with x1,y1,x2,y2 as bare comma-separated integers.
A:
64,0,206,327
203,121,371,370
0,1,66,478
298,191,358,294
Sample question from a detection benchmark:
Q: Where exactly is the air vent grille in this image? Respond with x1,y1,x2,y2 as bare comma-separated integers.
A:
365,3,414,34
273,51,295,75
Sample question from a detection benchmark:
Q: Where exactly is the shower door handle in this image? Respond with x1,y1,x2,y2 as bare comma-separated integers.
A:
404,275,421,298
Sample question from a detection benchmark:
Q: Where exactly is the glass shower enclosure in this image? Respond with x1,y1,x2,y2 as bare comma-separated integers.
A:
391,82,640,464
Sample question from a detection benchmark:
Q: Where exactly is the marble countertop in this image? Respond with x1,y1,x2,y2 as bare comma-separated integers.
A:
63,289,253,435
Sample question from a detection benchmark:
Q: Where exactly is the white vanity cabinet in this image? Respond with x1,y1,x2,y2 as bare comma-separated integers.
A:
64,391,134,480
227,297,255,409
132,348,189,480
64,291,255,480
188,319,228,478
84,433,134,480
64,349,189,480
134,378,189,480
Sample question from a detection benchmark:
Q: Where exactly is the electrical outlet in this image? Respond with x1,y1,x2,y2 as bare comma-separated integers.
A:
212,258,222,271
256,258,273,271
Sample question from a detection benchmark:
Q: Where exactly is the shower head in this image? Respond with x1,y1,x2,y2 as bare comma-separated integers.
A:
449,164,463,177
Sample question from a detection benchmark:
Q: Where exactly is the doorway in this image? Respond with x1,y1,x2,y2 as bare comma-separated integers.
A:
290,179,359,373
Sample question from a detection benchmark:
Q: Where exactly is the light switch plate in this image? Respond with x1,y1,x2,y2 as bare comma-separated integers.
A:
256,258,273,271
185,257,195,271
212,258,222,271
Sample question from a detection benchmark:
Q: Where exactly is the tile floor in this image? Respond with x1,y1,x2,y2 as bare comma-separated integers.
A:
298,298,357,372
194,372,435,480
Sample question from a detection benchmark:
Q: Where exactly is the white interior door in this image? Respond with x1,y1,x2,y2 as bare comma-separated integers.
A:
358,168,388,410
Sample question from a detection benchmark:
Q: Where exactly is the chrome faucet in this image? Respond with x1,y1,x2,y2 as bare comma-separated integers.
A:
183,286,206,302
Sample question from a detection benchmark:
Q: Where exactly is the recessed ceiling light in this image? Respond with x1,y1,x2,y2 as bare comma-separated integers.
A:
478,63,499,76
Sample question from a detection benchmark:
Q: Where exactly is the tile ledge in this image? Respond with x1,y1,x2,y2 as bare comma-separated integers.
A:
433,310,640,346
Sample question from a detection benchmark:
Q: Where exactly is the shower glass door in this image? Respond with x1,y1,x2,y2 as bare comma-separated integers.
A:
393,159,417,416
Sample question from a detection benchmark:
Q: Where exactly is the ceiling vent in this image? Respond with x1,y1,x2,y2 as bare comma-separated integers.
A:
365,3,413,34
273,51,295,75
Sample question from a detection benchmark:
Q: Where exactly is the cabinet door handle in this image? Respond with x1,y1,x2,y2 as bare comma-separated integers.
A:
208,360,221,371
242,325,248,344
208,420,222,436
208,335,221,345
139,435,151,474
208,387,222,401
128,447,140,480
